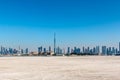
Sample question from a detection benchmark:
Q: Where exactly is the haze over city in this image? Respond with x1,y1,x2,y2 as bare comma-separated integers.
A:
0,0,120,51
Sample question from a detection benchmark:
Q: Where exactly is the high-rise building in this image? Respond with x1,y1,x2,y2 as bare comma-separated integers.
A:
102,46,107,55
87,47,90,53
1,46,3,55
9,48,13,54
54,33,56,54
21,49,24,54
108,47,112,55
93,47,96,54
43,48,46,53
119,42,120,53
82,47,85,53
38,46,42,53
90,49,93,54
116,48,118,54
25,48,29,54
71,49,74,53
77,48,81,54
112,47,115,55
56,47,62,54
74,47,77,53
95,46,100,55
107,48,109,55
49,46,52,52
13,49,17,54
67,47,70,54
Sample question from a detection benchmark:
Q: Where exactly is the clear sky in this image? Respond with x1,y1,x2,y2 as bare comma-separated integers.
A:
0,0,120,51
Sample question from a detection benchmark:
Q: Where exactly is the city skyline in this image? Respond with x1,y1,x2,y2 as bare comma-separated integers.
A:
1,42,120,53
0,0,120,50
1,42,120,56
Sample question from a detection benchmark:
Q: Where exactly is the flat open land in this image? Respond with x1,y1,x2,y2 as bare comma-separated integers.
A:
0,56,120,80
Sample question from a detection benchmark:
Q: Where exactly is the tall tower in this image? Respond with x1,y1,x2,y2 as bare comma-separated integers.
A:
119,42,120,53
54,33,56,54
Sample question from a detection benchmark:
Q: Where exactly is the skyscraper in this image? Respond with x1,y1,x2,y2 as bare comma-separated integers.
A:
95,46,100,55
87,47,90,53
116,48,118,54
112,47,115,55
43,48,46,53
102,46,107,55
67,47,70,54
82,47,85,53
108,47,112,55
25,48,29,54
38,46,43,53
74,47,77,53
49,46,52,52
54,33,56,54
119,42,120,53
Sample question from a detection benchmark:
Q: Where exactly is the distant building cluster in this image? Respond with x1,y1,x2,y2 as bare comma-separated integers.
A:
38,46,63,56
101,44,120,56
66,43,120,56
0,46,29,56
0,33,120,56
1,42,120,56
37,42,120,56
67,46,100,55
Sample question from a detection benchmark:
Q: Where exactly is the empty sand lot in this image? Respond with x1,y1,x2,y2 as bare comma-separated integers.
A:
0,56,120,80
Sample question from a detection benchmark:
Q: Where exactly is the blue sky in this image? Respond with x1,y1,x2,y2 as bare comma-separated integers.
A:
0,0,120,51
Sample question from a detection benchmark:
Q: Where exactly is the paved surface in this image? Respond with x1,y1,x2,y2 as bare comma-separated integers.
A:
0,56,120,80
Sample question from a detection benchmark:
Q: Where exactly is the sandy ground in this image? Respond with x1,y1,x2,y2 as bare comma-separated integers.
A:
0,56,120,80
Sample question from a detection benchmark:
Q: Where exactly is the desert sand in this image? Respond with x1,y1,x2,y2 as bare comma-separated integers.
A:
0,56,120,80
